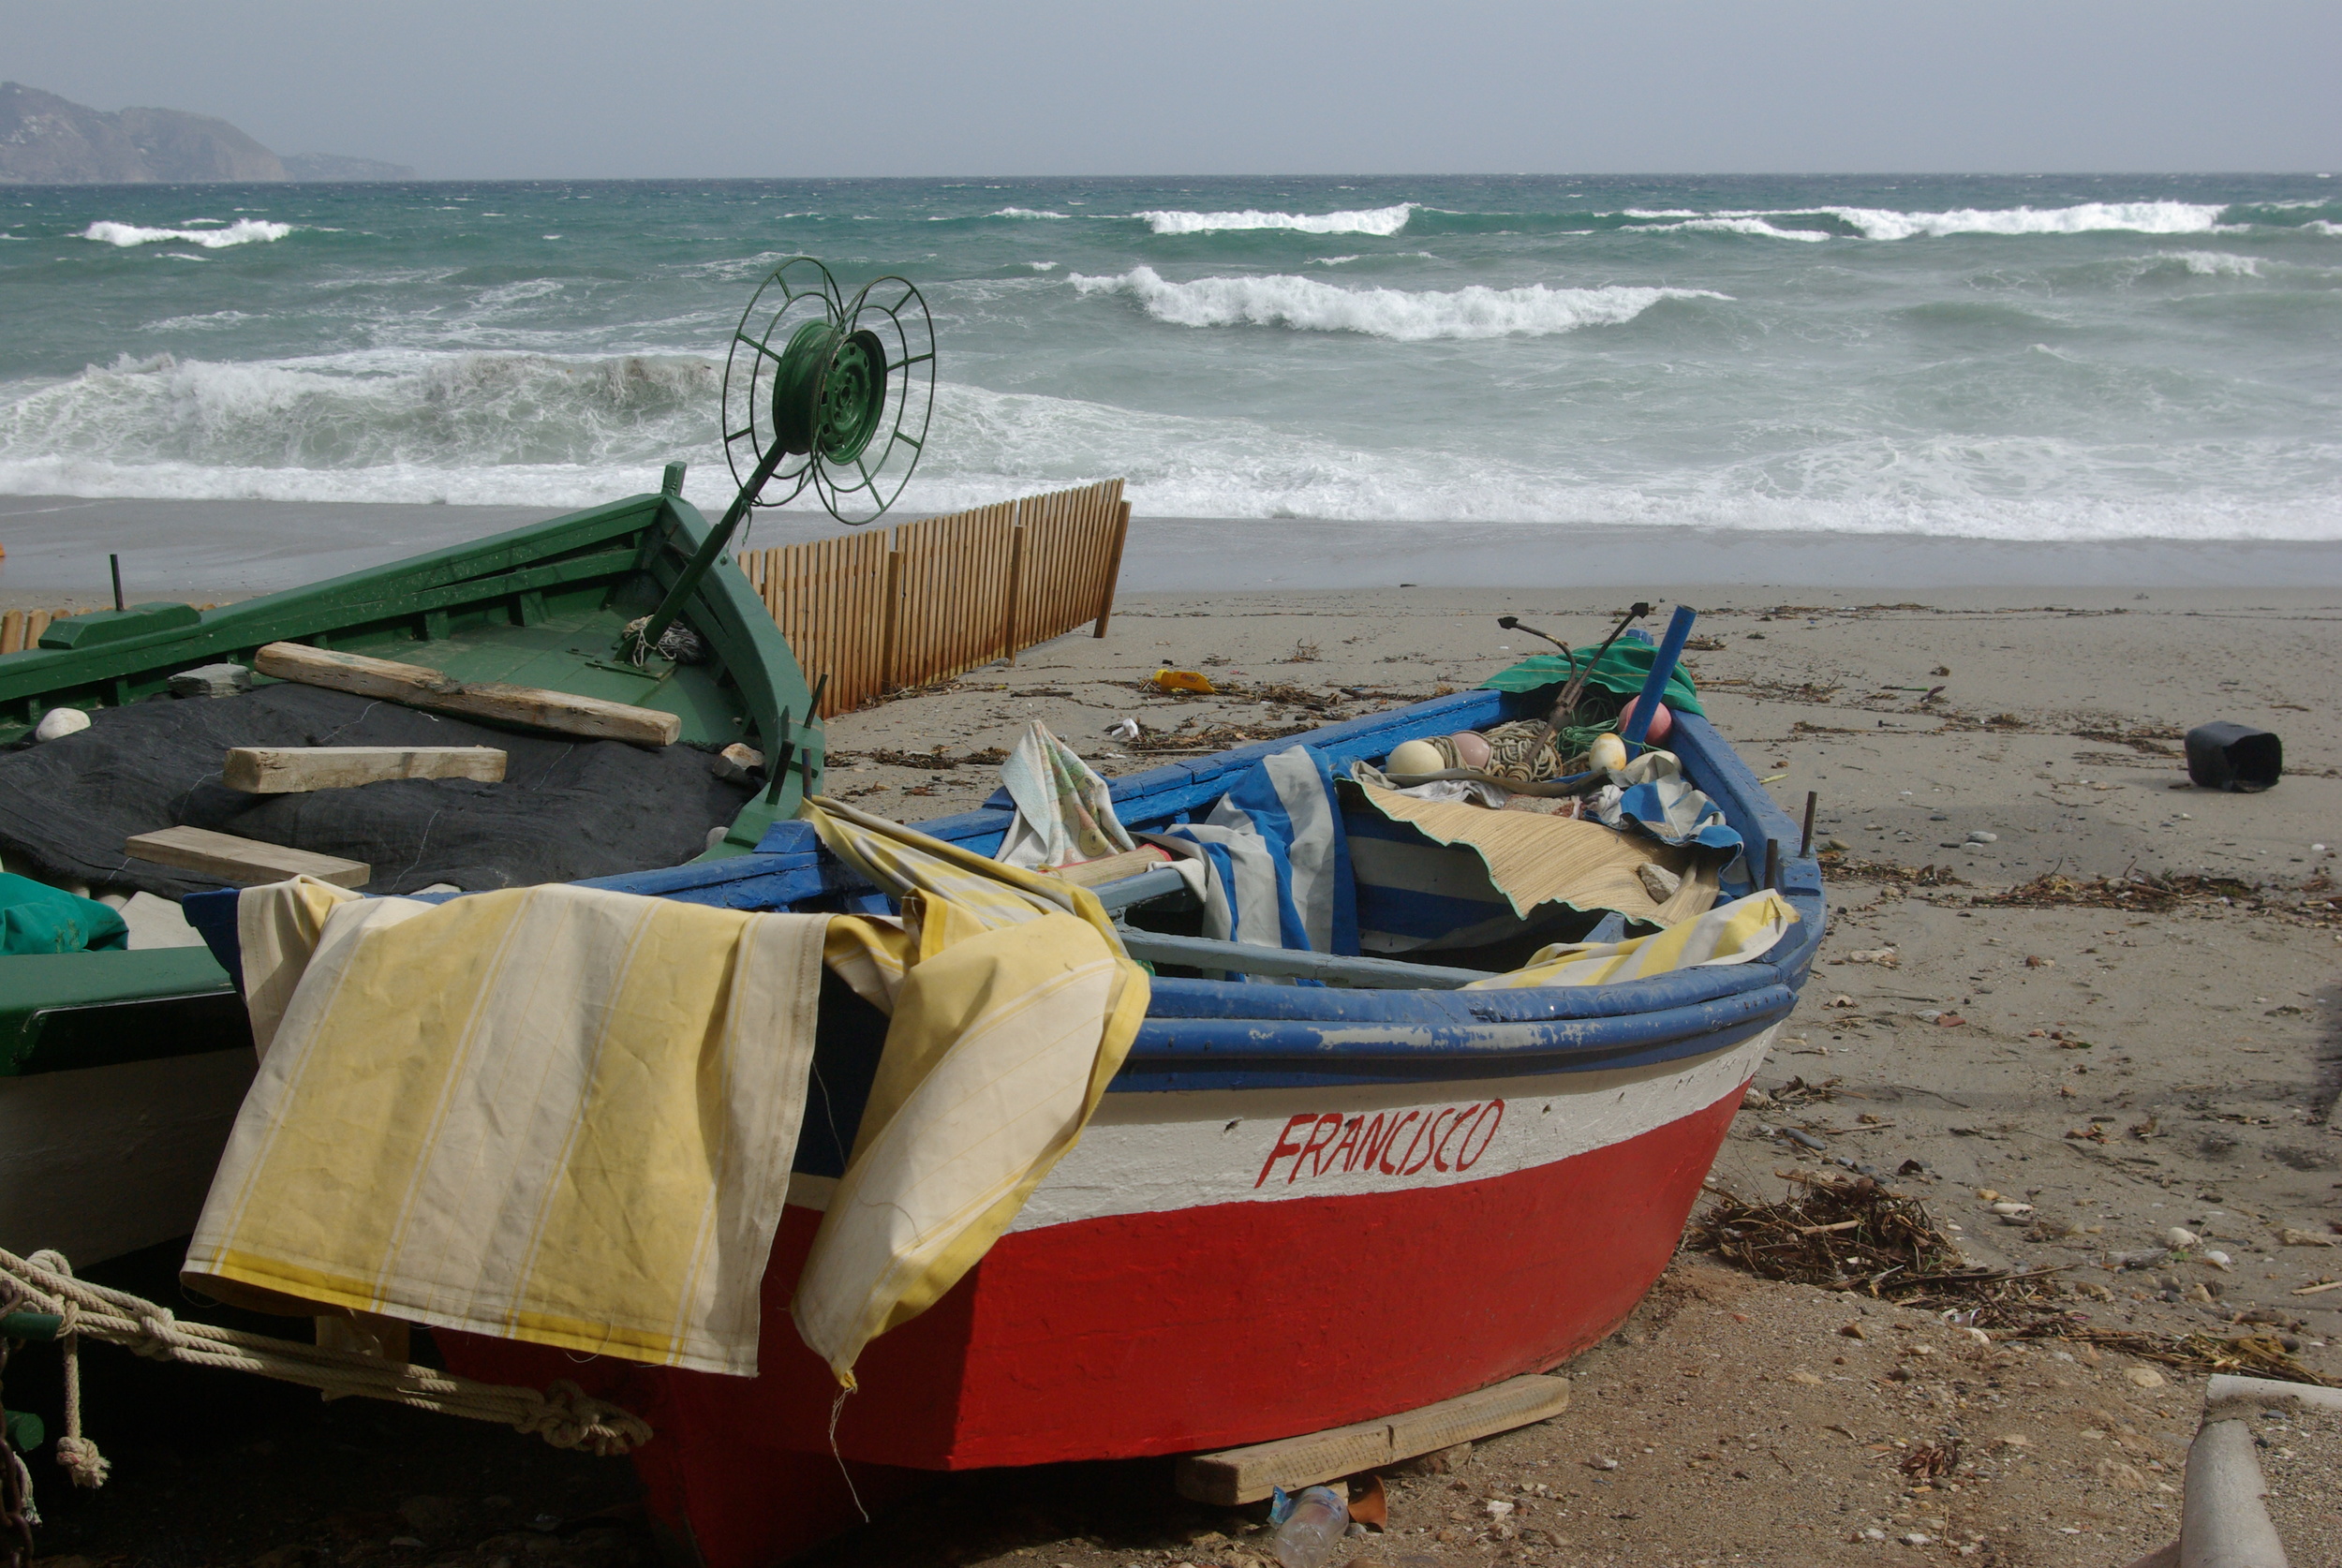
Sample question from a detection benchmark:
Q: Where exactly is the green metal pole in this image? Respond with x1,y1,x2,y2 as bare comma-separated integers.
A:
631,444,784,657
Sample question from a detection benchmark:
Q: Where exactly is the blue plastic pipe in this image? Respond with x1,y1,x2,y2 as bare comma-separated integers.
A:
1623,604,1697,751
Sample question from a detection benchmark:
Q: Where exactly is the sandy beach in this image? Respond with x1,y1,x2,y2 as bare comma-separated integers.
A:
10,533,2340,1567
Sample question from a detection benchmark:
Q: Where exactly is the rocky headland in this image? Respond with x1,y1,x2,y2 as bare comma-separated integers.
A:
0,81,412,183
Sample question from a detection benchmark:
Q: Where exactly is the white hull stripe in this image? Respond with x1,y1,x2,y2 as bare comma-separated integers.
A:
784,1027,1773,1232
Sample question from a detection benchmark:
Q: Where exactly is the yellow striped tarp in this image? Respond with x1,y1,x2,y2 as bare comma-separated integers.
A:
188,880,831,1376
1465,888,1799,989
789,799,1149,1385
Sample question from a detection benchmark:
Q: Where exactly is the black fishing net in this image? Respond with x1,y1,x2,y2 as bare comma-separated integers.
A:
0,684,754,898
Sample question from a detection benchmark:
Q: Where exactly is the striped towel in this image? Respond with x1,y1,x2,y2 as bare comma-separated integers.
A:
1463,889,1799,989
1156,745,1358,967
189,877,830,1376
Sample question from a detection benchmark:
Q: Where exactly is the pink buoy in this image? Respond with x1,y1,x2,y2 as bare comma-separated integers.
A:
1617,698,1672,743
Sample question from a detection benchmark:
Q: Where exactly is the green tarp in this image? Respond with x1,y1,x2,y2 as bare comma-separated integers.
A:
0,873,128,956
1477,644,1705,717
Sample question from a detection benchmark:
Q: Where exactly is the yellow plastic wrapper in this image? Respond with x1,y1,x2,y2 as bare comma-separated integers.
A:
1150,668,1216,694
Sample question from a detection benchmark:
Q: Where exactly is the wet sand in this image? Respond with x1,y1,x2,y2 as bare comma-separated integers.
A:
7,494,2342,607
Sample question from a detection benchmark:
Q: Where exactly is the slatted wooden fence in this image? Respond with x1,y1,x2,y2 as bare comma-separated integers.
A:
736,479,1130,718
0,607,91,655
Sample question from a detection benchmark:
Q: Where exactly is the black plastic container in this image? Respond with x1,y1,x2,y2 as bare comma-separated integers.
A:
2185,721,2282,792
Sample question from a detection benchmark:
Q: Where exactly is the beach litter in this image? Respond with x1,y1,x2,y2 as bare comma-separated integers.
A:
2185,720,2282,791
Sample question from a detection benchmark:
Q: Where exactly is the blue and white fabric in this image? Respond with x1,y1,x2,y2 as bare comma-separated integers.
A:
1158,745,1358,969
1593,750,1742,855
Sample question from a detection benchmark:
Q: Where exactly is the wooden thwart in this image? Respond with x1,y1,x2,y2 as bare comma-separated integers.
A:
223,746,509,794
1176,1373,1571,1505
254,643,680,747
126,825,371,889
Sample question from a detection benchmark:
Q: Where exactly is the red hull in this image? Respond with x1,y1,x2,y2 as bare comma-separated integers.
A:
443,1079,1744,1566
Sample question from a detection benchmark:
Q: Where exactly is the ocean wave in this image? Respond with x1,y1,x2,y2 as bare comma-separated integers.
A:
1610,200,2232,242
1069,267,1726,340
3,366,2335,545
81,218,294,249
2159,250,2262,277
1637,216,1831,243
1135,203,1415,236
2305,221,2342,236
1826,200,2230,240
991,207,1072,219
0,351,718,481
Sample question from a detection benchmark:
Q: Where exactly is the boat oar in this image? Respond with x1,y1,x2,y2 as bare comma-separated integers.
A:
1622,604,1697,754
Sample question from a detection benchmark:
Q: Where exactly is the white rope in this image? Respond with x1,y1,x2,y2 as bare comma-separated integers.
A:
1,1247,651,1478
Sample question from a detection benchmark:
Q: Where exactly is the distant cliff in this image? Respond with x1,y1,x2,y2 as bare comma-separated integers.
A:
0,83,411,184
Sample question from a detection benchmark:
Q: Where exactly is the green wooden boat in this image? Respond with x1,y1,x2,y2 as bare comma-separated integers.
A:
0,466,826,1265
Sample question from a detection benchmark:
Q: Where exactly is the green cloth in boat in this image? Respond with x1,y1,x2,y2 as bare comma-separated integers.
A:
1477,644,1705,717
0,872,127,955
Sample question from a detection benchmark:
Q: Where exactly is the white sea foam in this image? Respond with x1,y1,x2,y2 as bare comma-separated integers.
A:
1827,200,2229,240
2305,221,2342,236
1619,200,2231,242
1070,267,1725,340
1307,255,1365,267
2160,250,2261,276
81,219,293,249
3,362,2335,544
1639,216,1831,243
1136,203,1415,236
991,208,1072,219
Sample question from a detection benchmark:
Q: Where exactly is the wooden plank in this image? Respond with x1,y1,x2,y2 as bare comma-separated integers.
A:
126,825,371,888
1001,524,1025,665
0,610,22,656
253,642,681,746
1176,1374,1571,1505
1095,497,1132,637
222,745,508,794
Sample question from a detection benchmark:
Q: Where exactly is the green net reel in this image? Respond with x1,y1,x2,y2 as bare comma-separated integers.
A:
721,259,936,526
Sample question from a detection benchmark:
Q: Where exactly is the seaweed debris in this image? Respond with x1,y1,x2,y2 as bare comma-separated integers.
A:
1696,1173,2337,1385
1974,871,2258,912
1815,854,1967,887
1695,1172,1966,1295
1993,1326,2335,1387
830,746,1012,771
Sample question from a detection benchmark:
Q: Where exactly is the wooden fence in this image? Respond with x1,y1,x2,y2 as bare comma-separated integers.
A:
0,607,90,655
736,479,1130,718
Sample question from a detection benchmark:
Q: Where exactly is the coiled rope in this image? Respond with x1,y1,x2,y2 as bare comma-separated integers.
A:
0,1246,651,1489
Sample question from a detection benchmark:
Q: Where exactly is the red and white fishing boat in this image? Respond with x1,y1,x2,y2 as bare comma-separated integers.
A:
437,680,1825,1567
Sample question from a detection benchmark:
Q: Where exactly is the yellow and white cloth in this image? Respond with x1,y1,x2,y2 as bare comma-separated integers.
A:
193,878,828,1376
187,797,1148,1386
1463,888,1799,989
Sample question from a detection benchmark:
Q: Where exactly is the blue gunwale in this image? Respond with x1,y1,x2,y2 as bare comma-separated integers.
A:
579,684,1827,1093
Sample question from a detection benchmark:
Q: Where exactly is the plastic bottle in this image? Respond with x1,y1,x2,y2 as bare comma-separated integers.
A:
1269,1485,1350,1568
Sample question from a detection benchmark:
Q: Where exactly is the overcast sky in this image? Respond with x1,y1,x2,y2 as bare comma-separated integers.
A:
11,0,2338,178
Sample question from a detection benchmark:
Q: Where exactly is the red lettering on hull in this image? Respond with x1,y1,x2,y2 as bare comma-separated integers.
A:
1268,1100,1505,1186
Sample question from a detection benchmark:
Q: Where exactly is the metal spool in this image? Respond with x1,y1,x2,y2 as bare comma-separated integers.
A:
627,259,936,665
721,259,935,526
